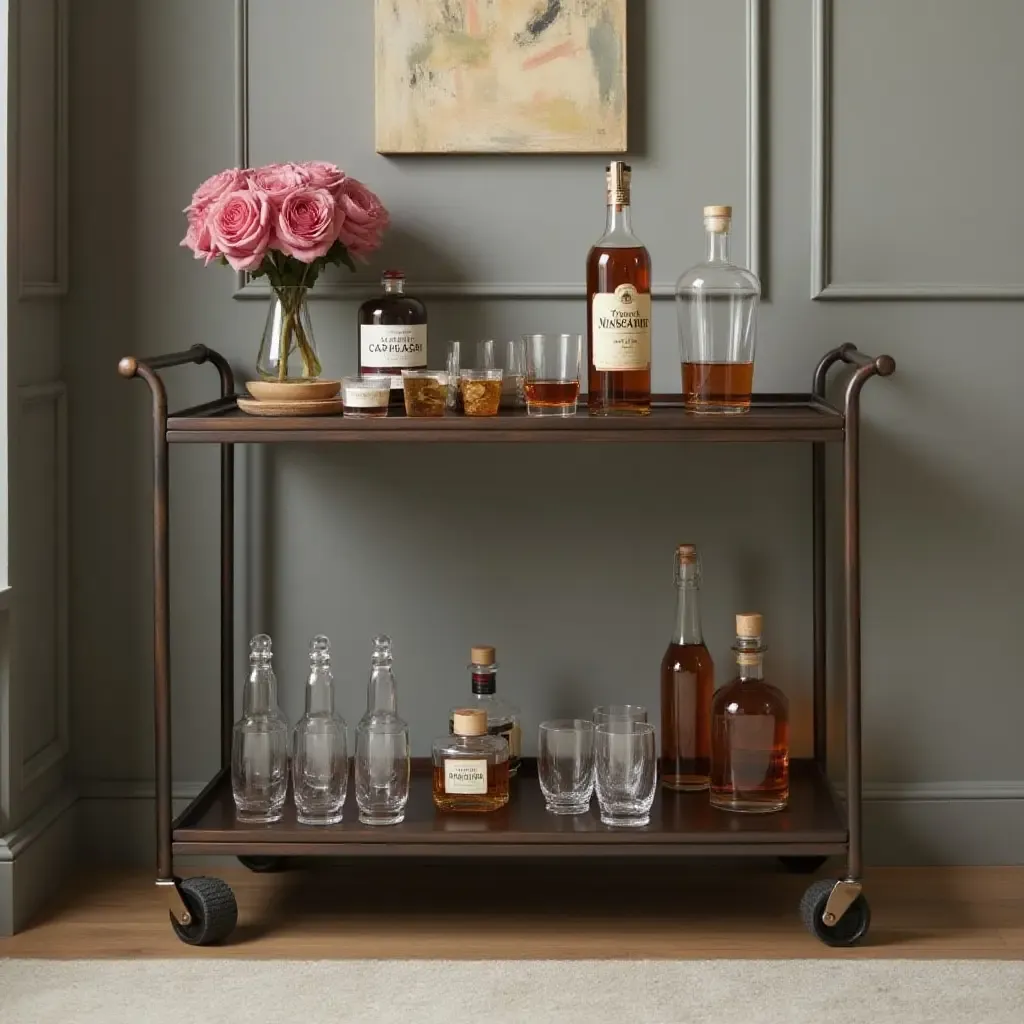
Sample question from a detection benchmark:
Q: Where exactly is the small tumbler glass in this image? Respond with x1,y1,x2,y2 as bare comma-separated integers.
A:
524,334,582,417
538,719,595,815
459,368,503,417
355,717,410,826
402,370,449,417
592,704,648,727
341,376,391,418
477,339,526,409
595,720,657,827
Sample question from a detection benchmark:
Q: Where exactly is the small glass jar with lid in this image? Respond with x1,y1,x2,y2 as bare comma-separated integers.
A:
432,709,510,812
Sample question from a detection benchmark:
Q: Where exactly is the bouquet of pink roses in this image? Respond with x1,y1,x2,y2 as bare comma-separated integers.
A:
181,161,389,380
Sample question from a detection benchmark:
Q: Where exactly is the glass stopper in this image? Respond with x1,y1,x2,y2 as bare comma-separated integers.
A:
371,634,393,666
249,634,272,663
309,634,331,663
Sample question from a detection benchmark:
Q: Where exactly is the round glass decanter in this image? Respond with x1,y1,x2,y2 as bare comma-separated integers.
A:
292,635,348,826
231,634,290,823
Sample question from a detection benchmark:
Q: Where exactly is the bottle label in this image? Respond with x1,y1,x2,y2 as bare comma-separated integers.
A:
444,758,488,794
360,324,428,376
591,284,651,372
344,387,389,408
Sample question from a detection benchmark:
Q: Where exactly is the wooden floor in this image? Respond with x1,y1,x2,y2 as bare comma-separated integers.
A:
2,862,1022,960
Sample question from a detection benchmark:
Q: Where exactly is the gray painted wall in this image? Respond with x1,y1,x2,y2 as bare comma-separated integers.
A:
66,0,1024,864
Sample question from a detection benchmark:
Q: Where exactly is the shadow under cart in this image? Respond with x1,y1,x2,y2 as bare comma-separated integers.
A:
118,343,894,948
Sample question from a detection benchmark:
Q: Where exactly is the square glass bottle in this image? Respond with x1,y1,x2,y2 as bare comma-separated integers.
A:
432,709,510,812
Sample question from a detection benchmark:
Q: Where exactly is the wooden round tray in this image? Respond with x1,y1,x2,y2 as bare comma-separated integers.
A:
237,396,344,417
245,379,341,402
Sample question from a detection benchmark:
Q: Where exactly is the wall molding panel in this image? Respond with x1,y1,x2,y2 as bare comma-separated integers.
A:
232,0,764,301
14,382,70,791
811,0,1024,300
15,0,69,300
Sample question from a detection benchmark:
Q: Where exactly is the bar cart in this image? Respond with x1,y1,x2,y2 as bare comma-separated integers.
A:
118,343,894,947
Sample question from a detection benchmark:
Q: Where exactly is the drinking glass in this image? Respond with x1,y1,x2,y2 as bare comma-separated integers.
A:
355,717,410,825
538,719,596,815
402,370,448,417
595,720,657,827
592,704,648,727
524,334,583,417
446,341,461,411
341,376,390,418
477,339,526,408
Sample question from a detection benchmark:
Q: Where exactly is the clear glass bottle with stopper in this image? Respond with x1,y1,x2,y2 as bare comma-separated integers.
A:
675,205,761,413
231,634,289,823
291,635,348,825
355,634,411,826
448,646,521,777
710,613,789,813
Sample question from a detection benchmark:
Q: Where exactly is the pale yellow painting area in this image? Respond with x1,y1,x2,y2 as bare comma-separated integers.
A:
375,0,627,154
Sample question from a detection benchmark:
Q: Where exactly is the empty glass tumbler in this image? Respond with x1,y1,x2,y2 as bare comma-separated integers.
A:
292,635,348,826
538,719,596,815
231,634,290,823
524,334,583,417
355,718,410,826
477,338,527,408
595,720,657,827
592,704,648,727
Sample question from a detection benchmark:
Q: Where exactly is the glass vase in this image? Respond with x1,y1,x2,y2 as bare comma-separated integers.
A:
256,286,322,381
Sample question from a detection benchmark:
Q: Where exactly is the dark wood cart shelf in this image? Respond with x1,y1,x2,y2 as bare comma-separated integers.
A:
173,760,847,858
119,342,894,947
165,394,846,444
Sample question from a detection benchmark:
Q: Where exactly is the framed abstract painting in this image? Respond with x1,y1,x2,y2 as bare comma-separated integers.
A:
374,0,627,154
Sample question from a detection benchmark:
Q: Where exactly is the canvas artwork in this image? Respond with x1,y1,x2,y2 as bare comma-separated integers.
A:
374,0,627,154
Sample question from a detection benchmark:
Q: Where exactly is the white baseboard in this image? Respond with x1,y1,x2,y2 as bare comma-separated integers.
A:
74,778,1024,868
0,786,78,936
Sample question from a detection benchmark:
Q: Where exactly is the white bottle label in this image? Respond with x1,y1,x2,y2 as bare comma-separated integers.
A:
344,387,389,408
591,283,651,372
444,758,488,795
360,324,427,374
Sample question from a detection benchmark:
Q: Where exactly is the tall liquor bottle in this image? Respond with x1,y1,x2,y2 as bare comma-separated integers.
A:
710,614,789,813
357,271,427,405
448,646,520,776
586,161,652,415
660,545,714,791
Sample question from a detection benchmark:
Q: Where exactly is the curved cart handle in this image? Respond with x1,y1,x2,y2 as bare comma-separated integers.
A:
118,344,235,412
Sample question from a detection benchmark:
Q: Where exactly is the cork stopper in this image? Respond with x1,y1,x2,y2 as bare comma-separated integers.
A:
736,613,763,639
606,161,632,206
470,645,496,665
453,708,487,737
676,544,698,564
704,205,732,234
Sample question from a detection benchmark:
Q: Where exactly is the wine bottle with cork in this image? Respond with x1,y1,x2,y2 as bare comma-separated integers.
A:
710,613,790,813
448,645,521,776
432,708,511,812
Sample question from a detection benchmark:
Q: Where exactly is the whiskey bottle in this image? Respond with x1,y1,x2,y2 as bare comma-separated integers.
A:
448,646,520,776
357,271,428,405
586,161,652,416
710,614,789,813
432,708,510,812
660,545,714,791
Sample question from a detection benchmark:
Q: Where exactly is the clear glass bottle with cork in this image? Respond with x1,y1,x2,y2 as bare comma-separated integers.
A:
432,708,510,812
449,646,521,776
710,613,789,813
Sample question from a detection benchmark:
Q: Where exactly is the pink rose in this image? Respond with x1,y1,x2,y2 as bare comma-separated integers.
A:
336,178,389,256
247,162,305,202
208,189,272,271
275,187,339,263
186,167,246,216
180,208,220,264
301,161,346,194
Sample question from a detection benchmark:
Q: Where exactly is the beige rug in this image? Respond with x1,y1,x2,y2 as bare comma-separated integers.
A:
1,959,1023,1023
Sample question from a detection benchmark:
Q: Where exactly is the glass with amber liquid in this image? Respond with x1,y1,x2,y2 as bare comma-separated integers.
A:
432,709,510,812
586,161,652,416
710,614,789,813
675,206,760,413
660,545,714,791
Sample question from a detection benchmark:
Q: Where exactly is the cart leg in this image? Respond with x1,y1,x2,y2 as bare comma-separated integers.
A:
221,443,234,768
812,441,827,770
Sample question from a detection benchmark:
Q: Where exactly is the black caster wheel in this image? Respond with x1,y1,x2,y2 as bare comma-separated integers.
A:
237,855,286,873
170,876,238,946
800,878,871,947
779,855,828,874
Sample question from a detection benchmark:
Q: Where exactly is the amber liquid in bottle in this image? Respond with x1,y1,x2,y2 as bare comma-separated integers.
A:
660,545,714,791
586,161,652,416
681,361,754,413
431,760,510,812
710,614,789,813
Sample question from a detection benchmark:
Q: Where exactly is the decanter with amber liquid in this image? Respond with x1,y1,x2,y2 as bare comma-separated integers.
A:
586,161,652,416
710,614,789,813
660,545,714,791
432,709,510,812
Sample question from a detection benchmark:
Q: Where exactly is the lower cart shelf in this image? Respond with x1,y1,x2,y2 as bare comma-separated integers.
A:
173,759,847,859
